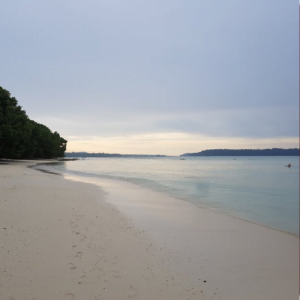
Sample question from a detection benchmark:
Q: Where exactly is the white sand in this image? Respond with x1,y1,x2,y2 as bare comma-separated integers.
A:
0,161,298,300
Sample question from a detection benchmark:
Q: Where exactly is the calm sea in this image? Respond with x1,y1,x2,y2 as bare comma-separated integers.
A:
53,156,299,236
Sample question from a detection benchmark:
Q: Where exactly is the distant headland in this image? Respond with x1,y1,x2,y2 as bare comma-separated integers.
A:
181,148,299,157
65,152,167,158
66,148,299,158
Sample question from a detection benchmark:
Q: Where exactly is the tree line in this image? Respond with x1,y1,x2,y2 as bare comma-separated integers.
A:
181,148,299,156
0,86,67,159
65,152,167,158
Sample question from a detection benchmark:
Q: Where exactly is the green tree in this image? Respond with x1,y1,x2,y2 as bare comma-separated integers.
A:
0,87,32,158
0,86,67,159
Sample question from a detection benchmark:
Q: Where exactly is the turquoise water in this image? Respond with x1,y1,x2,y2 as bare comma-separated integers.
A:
54,156,299,236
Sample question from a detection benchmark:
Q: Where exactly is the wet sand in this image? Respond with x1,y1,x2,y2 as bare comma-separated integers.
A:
0,161,298,300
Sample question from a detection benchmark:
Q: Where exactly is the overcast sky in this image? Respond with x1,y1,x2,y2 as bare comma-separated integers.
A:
1,1,298,155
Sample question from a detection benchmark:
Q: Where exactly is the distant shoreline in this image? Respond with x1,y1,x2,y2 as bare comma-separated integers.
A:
182,148,299,156
65,148,299,157
65,152,167,158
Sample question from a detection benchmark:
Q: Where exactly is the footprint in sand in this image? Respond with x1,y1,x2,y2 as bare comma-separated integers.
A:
69,263,77,270
111,256,119,265
75,252,83,259
75,215,84,221
79,275,87,283
65,293,75,299
127,286,138,298
109,270,122,279
80,236,87,242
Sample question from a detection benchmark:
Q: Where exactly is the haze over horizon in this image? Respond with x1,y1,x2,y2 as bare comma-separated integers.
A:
1,1,298,156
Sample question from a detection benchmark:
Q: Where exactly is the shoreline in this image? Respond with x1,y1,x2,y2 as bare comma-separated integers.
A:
34,161,298,238
0,160,298,299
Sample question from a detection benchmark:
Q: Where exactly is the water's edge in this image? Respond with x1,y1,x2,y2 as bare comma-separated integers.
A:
31,161,298,237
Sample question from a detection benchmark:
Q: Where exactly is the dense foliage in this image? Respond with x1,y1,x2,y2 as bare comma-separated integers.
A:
0,87,67,159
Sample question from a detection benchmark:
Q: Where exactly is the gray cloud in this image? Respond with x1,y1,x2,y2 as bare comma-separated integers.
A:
0,0,298,145
37,105,298,141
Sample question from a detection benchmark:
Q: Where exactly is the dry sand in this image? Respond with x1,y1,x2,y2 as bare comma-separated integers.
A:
0,161,298,300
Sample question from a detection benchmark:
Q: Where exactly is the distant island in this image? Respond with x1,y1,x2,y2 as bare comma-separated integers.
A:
65,152,167,158
181,148,299,156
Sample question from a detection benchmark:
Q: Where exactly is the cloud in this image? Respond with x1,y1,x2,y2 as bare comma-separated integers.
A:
0,0,297,155
35,104,298,140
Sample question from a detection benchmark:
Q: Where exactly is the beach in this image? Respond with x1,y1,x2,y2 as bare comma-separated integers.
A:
0,161,298,300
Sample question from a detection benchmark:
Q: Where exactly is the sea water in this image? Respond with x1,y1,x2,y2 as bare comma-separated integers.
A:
53,156,299,236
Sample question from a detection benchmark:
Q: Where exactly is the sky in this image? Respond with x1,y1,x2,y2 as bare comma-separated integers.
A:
0,0,298,155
